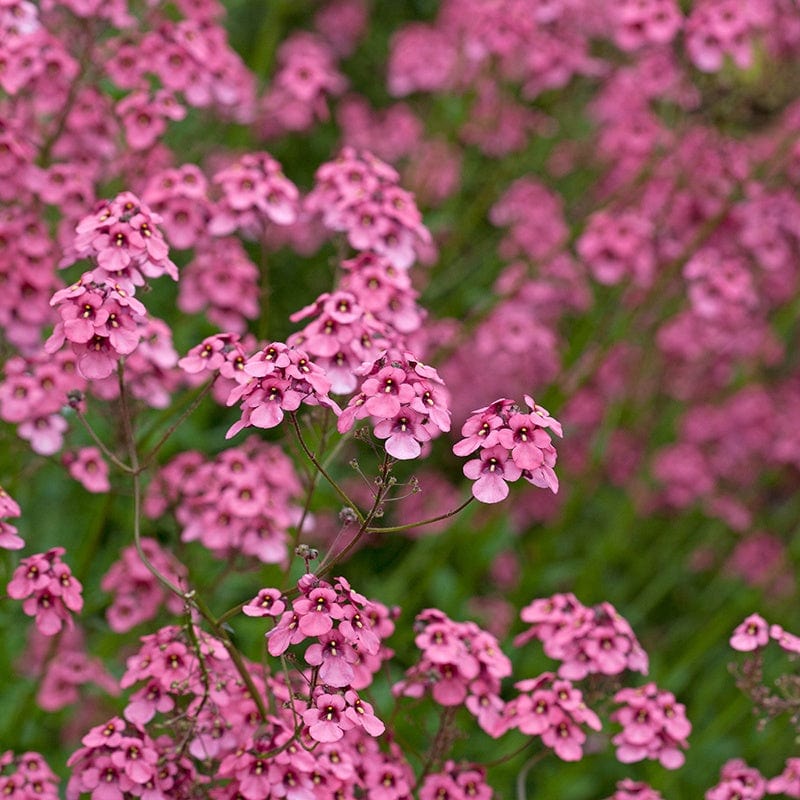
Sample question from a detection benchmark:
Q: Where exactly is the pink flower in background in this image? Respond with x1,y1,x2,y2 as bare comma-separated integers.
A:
0,486,23,550
603,779,665,800
7,547,83,636
612,683,691,769
730,613,769,652
63,447,110,493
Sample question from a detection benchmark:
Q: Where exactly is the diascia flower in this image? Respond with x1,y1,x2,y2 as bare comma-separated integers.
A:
225,341,340,438
7,547,83,636
338,349,450,460
454,395,562,502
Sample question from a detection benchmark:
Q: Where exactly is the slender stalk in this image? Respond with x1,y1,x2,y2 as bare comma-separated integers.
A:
316,452,393,578
139,378,216,470
74,408,133,473
367,496,475,535
483,736,537,768
289,412,365,524
286,413,333,579
516,751,547,800
417,706,458,784
117,365,269,721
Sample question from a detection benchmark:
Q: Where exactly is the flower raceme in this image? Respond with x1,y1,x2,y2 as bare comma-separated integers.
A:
514,593,649,679
6,547,83,636
64,192,178,290
45,276,148,380
338,349,451,459
395,609,511,738
225,341,340,438
454,395,562,503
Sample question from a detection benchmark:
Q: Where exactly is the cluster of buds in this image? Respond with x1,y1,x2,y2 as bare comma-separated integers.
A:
453,396,562,503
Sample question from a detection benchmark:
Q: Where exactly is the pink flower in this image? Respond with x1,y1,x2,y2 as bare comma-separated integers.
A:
463,445,522,503
303,692,351,743
63,447,110,493
730,613,769,651
243,588,286,618
7,548,83,636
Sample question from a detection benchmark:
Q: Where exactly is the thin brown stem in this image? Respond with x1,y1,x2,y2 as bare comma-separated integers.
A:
139,377,216,470
289,412,365,524
367,496,475,534
74,408,132,473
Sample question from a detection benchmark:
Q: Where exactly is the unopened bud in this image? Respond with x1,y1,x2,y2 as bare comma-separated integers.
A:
339,507,358,525
295,544,319,562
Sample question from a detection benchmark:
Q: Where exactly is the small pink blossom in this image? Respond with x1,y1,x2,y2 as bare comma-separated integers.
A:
730,613,769,651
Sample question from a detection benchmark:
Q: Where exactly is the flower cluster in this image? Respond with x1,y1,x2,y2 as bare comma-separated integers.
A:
306,147,431,269
603,779,665,800
63,192,177,289
339,251,425,339
0,486,23,551
393,608,511,737
338,349,451,459
0,751,59,800
178,237,260,333
259,574,396,696
66,717,198,800
730,613,800,655
577,209,656,288
259,32,347,138
141,164,212,250
101,539,187,633
45,276,148,381
514,593,649,679
226,341,339,439
501,672,602,761
0,351,85,456
24,625,118,713
6,547,83,636
611,683,692,769
209,151,300,237
418,762,494,800
705,758,767,800
288,290,386,394
145,438,302,565
453,396,562,503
